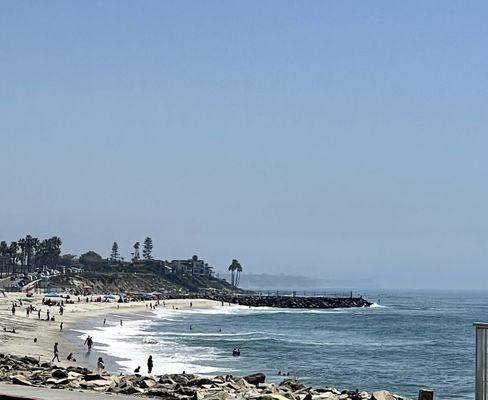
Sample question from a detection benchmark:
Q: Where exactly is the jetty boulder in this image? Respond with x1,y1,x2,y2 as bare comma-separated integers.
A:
243,373,266,385
52,369,68,379
280,378,305,392
372,391,396,400
11,375,33,386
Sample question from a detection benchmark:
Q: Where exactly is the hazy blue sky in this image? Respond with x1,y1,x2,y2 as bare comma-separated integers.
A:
1,1,487,289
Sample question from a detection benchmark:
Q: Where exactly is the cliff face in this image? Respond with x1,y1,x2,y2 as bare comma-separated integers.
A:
48,267,238,294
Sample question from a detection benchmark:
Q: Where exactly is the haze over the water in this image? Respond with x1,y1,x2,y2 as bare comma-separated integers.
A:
1,2,487,289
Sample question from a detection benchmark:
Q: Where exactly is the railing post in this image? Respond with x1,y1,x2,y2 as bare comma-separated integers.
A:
475,323,488,400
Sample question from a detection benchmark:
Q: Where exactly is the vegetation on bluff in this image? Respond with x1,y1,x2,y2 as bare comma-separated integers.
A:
0,234,243,294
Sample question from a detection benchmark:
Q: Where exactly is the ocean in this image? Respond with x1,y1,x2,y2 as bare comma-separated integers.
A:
74,290,487,400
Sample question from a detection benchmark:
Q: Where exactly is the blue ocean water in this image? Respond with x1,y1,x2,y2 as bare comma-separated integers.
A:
80,290,487,400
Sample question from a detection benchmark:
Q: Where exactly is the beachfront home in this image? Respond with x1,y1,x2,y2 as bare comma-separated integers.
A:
170,255,214,276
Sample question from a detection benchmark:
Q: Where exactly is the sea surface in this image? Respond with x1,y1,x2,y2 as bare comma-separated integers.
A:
75,290,488,400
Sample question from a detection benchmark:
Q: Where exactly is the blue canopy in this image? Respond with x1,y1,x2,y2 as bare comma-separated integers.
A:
45,291,60,297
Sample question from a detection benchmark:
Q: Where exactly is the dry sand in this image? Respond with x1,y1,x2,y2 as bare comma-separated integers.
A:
0,291,220,369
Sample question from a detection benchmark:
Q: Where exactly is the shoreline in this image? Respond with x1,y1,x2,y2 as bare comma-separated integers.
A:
0,291,221,373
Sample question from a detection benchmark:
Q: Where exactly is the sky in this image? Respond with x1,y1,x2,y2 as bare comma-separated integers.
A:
0,1,487,289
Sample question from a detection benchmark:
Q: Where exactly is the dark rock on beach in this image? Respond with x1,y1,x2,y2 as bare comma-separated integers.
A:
243,372,266,385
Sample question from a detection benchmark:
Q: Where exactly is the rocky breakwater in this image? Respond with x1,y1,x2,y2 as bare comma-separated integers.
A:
0,353,407,400
204,295,372,309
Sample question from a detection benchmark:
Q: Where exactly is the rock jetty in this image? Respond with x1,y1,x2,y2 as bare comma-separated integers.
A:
0,353,407,400
202,295,372,309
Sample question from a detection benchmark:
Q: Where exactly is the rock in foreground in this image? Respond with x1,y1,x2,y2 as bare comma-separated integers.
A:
0,353,409,400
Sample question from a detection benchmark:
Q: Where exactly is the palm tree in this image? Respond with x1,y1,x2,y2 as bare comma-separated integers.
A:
0,241,8,277
17,238,26,273
228,259,242,286
133,242,140,261
235,262,243,287
8,241,18,275
25,235,38,272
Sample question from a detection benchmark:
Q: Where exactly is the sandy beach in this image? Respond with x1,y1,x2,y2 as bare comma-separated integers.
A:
0,291,220,370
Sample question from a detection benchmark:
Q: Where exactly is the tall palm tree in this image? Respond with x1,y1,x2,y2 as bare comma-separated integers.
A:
17,238,26,273
133,242,140,261
235,262,243,287
8,241,18,275
228,259,242,286
0,241,8,277
25,236,39,272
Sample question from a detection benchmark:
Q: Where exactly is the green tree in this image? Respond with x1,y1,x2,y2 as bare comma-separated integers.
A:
110,242,119,261
59,254,77,267
46,236,62,267
142,237,153,260
79,251,103,265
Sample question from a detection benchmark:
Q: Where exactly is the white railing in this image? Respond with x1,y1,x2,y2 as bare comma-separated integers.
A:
475,323,488,400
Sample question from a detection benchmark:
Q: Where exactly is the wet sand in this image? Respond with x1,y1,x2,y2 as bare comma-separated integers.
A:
0,292,220,370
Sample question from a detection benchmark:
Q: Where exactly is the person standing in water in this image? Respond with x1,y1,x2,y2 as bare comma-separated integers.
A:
147,355,153,374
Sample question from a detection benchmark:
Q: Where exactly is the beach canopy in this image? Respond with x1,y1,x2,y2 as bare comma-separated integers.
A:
45,291,60,297
103,294,116,299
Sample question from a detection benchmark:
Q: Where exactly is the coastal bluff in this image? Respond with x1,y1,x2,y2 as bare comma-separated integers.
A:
199,294,372,309
0,353,409,400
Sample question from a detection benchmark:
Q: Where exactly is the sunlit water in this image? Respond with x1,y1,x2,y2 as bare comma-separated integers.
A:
75,290,487,399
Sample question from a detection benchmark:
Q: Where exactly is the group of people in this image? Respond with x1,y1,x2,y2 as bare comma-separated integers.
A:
133,355,153,374
232,348,241,357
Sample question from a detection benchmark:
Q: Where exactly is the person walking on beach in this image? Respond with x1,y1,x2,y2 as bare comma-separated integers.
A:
11,304,15,315
52,342,60,362
147,355,153,374
84,335,93,351
46,310,50,321
37,309,41,319
59,322,63,331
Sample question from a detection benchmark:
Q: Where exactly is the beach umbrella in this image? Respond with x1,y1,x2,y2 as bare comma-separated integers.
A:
45,291,60,297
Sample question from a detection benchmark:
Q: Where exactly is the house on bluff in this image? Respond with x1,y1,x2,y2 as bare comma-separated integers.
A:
170,255,214,276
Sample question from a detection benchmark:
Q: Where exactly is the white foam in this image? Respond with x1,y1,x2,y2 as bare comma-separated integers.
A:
75,316,228,375
370,302,388,308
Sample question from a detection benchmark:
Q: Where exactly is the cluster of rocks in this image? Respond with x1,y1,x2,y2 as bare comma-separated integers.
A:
204,295,372,309
0,353,407,400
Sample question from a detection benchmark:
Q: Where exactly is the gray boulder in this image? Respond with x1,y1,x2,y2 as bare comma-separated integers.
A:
372,391,396,400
